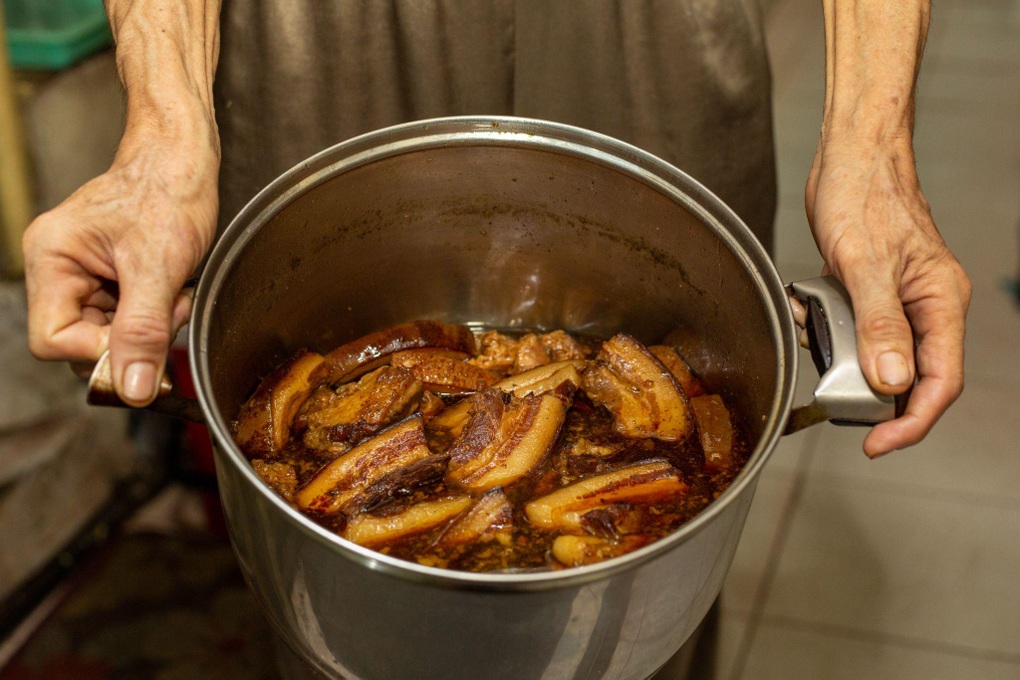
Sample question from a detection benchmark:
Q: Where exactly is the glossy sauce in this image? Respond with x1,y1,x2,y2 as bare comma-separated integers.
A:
243,329,750,572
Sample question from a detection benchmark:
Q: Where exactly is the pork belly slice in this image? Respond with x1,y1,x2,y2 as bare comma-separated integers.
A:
583,334,695,441
431,360,585,437
300,366,423,452
691,394,735,471
551,535,651,568
525,460,688,532
355,453,450,513
469,330,519,375
390,348,498,395
251,460,298,504
470,330,588,377
446,389,571,492
434,488,514,548
507,330,590,374
539,330,589,362
313,320,477,387
647,345,705,398
513,334,552,373
418,390,447,420
234,350,325,458
295,415,437,515
344,496,472,548
495,360,586,395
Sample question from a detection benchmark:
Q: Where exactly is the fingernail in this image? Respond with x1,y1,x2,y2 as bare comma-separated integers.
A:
123,361,157,403
877,351,910,387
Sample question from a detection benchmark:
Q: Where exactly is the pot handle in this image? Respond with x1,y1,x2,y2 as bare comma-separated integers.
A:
784,276,907,434
86,350,206,423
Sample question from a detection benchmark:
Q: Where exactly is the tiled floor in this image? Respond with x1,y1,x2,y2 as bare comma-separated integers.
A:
719,1,1020,678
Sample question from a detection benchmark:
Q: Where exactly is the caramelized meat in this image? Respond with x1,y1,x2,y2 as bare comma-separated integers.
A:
251,460,298,503
446,389,571,492
691,394,735,470
344,496,472,548
583,334,695,441
356,453,450,513
565,437,625,459
295,416,436,515
539,330,588,362
431,360,585,437
579,505,650,539
390,349,498,395
525,460,688,532
300,366,423,453
418,390,447,420
513,334,552,372
469,330,519,375
648,345,705,398
236,324,751,573
470,330,587,376
551,535,651,568
313,321,477,387
234,350,325,458
495,360,586,396
434,488,513,548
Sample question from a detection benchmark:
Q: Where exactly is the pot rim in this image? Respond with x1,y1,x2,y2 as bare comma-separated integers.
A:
190,115,799,592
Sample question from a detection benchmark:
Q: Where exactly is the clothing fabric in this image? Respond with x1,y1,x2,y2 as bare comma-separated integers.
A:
214,0,776,248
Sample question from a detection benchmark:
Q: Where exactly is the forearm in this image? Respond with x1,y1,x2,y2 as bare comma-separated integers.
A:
809,0,970,457
105,0,222,152
821,0,930,149
22,2,224,401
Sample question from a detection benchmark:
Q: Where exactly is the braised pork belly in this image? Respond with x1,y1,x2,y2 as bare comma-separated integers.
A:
582,334,695,442
297,365,423,454
446,389,570,492
234,322,747,572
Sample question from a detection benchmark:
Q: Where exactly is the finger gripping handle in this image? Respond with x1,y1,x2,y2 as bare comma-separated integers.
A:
784,276,897,434
86,350,206,423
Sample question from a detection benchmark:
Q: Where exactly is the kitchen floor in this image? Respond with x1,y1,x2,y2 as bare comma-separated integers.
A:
718,0,1020,678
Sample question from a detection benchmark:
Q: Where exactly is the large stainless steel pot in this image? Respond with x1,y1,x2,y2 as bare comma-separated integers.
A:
176,117,892,680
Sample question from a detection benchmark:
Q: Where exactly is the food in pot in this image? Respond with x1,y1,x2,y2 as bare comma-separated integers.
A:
524,460,688,532
234,321,749,572
582,334,696,441
294,415,447,515
234,350,325,457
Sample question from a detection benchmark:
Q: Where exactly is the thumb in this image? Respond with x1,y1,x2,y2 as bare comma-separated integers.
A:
843,267,916,395
108,265,180,406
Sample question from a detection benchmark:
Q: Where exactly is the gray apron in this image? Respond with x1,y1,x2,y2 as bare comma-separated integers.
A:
215,0,776,249
214,3,775,678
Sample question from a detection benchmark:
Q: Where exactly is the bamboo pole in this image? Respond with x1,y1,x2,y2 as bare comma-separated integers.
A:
0,10,35,277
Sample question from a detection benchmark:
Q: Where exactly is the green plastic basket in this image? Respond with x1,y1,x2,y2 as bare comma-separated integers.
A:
3,0,112,70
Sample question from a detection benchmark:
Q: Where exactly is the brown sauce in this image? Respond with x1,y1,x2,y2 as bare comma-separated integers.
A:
236,326,750,572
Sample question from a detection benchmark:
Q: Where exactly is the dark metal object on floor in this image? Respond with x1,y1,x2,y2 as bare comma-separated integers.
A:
0,467,163,639
0,398,211,642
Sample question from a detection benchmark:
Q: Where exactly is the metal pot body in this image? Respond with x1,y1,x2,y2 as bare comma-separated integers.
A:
191,117,798,680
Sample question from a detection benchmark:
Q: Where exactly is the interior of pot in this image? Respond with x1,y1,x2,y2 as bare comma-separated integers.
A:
197,119,791,472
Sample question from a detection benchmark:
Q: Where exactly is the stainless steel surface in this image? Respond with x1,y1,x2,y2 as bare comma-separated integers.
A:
784,277,897,434
182,116,840,679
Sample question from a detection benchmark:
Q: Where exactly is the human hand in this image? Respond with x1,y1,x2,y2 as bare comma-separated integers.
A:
806,136,971,457
23,122,219,406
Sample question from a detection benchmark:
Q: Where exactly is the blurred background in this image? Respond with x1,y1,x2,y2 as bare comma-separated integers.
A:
0,0,1017,678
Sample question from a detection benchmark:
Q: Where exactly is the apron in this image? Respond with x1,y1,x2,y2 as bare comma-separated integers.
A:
215,0,776,249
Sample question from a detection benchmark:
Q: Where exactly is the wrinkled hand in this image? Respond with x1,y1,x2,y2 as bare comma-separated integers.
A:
806,137,971,457
23,127,219,406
